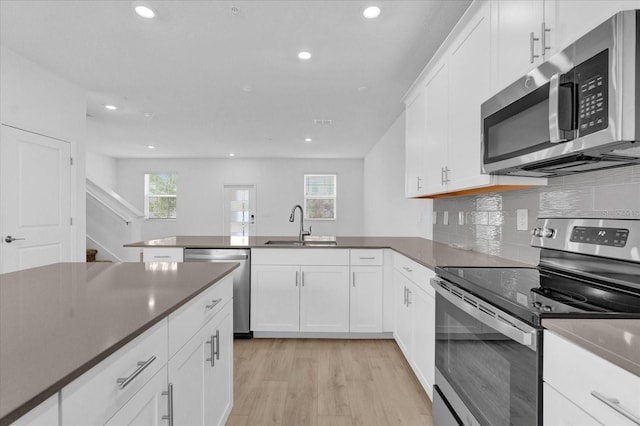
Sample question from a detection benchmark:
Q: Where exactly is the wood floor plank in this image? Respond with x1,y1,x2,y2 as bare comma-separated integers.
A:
231,339,271,416
345,379,386,426
318,340,351,416
317,415,355,426
262,339,297,381
282,357,319,426
246,380,289,426
340,340,373,381
226,415,249,426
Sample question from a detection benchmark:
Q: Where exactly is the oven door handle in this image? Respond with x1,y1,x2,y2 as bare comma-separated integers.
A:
432,279,537,350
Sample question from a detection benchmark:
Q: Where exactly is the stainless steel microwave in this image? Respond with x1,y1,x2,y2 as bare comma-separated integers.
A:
481,10,640,177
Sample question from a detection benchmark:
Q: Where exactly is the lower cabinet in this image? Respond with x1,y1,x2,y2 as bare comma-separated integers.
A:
54,276,234,426
104,366,169,426
168,302,233,426
350,266,383,333
393,254,436,400
11,395,59,426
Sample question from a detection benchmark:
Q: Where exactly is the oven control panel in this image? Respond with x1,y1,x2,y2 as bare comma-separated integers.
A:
570,226,629,247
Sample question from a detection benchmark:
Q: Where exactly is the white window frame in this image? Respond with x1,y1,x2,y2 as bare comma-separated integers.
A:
144,172,177,220
303,174,337,221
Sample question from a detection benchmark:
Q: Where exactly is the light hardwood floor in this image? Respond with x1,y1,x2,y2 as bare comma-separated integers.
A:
227,339,433,426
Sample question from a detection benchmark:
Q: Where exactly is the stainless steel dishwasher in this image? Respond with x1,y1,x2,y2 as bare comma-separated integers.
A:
184,248,252,338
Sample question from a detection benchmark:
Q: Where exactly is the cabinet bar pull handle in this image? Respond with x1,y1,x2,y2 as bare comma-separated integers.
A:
530,32,540,63
403,266,413,273
296,271,299,287
162,382,174,426
444,167,451,184
404,286,407,306
206,298,222,310
359,257,376,260
406,289,412,306
153,255,172,258
117,355,156,389
591,391,640,425
353,272,356,287
541,22,551,57
417,176,423,191
206,334,215,366
302,271,305,286
213,329,220,361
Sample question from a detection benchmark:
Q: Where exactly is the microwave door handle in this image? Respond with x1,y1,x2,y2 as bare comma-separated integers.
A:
549,73,567,144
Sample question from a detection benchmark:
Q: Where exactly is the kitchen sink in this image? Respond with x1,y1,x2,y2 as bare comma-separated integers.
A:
264,238,338,246
264,240,304,246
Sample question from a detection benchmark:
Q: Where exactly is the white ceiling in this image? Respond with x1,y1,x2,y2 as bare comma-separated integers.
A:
0,0,471,159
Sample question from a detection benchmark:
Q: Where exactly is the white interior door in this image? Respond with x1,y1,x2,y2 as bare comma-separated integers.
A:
0,125,71,273
223,185,256,244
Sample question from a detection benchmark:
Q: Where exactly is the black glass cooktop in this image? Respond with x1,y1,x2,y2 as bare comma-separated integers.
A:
435,266,640,326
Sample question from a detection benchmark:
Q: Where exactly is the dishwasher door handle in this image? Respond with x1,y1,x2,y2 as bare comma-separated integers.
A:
185,254,248,261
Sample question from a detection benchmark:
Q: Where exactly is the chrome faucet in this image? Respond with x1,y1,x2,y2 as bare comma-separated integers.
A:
289,204,311,241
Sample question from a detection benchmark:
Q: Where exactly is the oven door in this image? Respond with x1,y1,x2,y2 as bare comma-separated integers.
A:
432,278,542,426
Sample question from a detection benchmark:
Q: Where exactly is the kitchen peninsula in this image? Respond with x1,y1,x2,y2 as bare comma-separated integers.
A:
0,261,237,425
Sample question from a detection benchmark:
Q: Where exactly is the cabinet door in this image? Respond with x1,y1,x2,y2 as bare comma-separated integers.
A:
393,271,412,358
405,88,426,197
448,4,492,192
205,303,234,426
545,0,640,55
105,367,168,426
300,266,350,332
350,266,383,333
491,0,545,90
543,383,601,426
422,61,450,195
11,395,59,426
251,265,300,332
411,287,435,400
167,324,209,426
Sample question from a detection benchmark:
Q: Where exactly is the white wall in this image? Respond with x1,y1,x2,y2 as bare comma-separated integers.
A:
363,112,432,238
0,46,87,261
86,151,118,190
116,158,364,240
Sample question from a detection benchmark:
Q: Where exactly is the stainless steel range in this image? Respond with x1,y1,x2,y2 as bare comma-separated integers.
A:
431,218,640,426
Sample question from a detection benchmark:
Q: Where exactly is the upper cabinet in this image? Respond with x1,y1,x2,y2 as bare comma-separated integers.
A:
404,1,543,198
404,0,639,199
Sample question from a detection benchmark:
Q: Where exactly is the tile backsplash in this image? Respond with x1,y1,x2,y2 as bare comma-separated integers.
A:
433,165,640,265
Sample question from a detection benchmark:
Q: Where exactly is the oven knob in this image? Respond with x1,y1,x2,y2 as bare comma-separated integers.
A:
541,228,556,238
542,305,552,312
531,227,542,237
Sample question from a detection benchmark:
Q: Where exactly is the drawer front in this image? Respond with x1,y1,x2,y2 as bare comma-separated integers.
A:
543,383,601,426
252,248,349,265
143,247,184,262
350,249,383,266
168,275,233,357
61,320,168,426
544,331,640,426
393,253,434,294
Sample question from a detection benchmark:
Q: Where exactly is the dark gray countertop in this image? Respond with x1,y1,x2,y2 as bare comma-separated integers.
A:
542,318,640,377
0,262,238,425
125,235,532,269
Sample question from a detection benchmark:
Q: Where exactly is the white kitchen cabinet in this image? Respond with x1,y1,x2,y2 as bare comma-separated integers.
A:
404,1,544,198
168,301,233,426
544,330,640,426
142,247,183,263
350,266,383,333
545,1,640,58
543,383,601,426
491,0,546,91
251,265,300,332
61,321,169,426
393,253,436,399
300,266,350,332
405,87,426,197
104,367,169,426
11,395,59,426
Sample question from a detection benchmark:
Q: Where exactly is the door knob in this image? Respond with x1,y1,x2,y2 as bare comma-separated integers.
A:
4,235,25,243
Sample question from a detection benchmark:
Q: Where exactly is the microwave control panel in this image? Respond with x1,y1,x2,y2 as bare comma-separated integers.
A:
576,50,608,136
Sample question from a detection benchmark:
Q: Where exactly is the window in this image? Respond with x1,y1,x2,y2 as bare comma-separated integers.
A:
304,174,336,220
144,173,177,219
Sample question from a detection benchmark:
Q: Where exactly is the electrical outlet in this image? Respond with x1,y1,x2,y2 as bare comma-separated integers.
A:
443,211,449,225
517,209,528,231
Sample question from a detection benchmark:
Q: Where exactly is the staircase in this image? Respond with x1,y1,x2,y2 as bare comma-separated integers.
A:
86,178,144,262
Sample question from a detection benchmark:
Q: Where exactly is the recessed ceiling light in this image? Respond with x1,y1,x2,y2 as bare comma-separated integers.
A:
147,145,156,149
143,112,154,118
229,153,235,157
298,51,312,60
134,5,156,19
304,138,312,143
104,104,118,111
363,6,381,19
